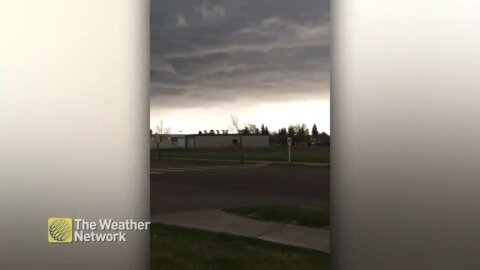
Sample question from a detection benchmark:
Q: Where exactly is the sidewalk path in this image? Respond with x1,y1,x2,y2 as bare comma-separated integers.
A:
151,209,330,253
160,157,329,167
151,162,269,174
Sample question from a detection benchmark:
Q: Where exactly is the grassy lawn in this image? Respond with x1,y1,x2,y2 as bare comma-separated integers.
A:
224,204,330,229
151,146,329,163
151,223,330,270
151,158,247,167
267,162,330,168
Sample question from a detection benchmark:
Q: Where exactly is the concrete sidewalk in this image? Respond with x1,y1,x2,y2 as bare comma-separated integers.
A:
151,209,330,253
160,157,329,167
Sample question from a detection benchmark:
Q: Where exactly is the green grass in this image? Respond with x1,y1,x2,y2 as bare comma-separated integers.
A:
151,223,330,270
224,204,330,229
151,158,247,166
151,146,329,163
266,162,330,168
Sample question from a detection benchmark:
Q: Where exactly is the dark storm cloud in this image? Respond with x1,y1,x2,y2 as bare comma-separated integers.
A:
151,0,330,108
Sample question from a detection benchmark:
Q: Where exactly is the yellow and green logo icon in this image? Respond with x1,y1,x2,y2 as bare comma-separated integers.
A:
48,218,73,243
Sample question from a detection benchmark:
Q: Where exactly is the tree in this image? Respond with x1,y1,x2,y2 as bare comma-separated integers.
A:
296,124,309,143
276,127,288,145
230,115,240,132
198,131,203,135
152,121,171,159
312,124,319,137
230,114,245,163
287,126,295,139
259,124,270,135
289,124,309,143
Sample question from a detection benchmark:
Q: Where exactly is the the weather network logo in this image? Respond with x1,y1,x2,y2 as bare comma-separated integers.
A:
47,217,150,244
48,218,73,243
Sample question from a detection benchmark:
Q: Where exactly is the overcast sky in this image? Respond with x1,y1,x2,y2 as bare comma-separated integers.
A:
150,0,330,134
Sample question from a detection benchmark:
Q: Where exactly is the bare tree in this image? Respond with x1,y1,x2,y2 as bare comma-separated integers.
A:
230,115,240,133
230,114,245,163
152,120,171,159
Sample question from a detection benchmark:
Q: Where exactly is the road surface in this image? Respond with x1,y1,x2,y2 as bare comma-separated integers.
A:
150,160,330,213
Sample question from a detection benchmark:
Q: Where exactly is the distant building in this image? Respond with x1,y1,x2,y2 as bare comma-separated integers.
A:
150,134,186,149
150,133,269,149
186,134,269,149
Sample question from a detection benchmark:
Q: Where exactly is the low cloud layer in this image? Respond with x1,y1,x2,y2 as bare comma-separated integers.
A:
151,0,330,109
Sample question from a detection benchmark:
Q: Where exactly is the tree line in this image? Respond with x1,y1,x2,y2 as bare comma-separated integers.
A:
197,123,330,146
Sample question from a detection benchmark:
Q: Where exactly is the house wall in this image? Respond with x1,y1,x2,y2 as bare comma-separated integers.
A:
186,136,196,148
150,136,186,149
194,135,269,148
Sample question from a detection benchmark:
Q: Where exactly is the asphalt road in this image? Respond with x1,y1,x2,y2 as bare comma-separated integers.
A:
150,160,330,213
